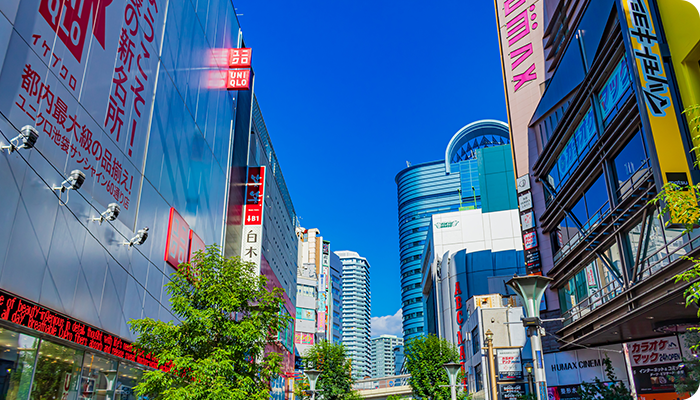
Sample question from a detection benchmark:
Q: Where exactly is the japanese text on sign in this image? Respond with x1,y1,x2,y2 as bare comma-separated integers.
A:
623,0,672,116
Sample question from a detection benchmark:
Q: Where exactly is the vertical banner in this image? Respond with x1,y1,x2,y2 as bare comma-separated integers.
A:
240,166,266,275
620,0,694,195
494,0,547,175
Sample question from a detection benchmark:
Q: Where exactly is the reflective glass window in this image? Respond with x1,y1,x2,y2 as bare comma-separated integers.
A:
598,56,633,123
558,279,575,314
472,326,480,355
30,340,83,400
613,132,648,197
115,364,145,400
0,329,38,400
79,353,119,400
599,242,624,288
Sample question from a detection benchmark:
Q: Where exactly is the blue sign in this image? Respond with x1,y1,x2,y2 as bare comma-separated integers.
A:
599,56,631,120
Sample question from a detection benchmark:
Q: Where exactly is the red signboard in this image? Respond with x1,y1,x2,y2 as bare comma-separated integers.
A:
228,48,252,68
188,230,206,263
0,288,167,371
226,70,251,90
244,166,266,225
165,208,190,269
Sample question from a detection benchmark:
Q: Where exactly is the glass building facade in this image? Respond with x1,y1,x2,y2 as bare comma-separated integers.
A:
0,0,292,397
395,121,510,341
336,250,371,380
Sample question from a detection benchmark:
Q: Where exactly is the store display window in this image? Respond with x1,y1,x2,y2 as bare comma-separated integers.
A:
30,340,83,400
0,328,39,400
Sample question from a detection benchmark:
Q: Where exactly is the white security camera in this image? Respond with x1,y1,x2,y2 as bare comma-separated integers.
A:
1,125,39,153
124,227,149,247
53,169,86,193
92,203,120,224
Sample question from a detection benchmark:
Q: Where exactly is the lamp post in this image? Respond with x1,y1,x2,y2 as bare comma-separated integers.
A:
506,275,552,400
443,362,462,400
524,362,534,396
304,369,321,400
484,329,498,400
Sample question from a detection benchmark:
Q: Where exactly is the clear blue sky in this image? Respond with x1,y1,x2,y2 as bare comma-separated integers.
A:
235,0,508,331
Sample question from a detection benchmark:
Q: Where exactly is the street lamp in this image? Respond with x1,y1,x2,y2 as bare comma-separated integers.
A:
484,329,498,400
443,362,462,400
524,362,534,396
304,369,321,400
506,275,552,400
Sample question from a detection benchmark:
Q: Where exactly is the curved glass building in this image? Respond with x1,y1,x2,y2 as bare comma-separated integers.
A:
395,120,511,341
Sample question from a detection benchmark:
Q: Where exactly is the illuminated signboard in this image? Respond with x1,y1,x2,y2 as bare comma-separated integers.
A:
226,69,251,90
523,231,537,250
0,288,166,371
165,208,190,269
240,166,266,275
228,48,252,68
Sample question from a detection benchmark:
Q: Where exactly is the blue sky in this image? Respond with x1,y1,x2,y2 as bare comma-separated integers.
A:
235,0,508,337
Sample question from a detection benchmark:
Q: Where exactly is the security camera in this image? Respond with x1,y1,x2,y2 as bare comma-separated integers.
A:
53,169,86,192
1,125,39,153
124,227,149,247
92,203,120,224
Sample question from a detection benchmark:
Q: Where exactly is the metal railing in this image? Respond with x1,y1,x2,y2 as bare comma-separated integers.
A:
561,229,700,325
353,374,411,391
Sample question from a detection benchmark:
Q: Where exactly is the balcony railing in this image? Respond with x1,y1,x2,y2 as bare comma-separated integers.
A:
552,160,651,266
561,228,700,325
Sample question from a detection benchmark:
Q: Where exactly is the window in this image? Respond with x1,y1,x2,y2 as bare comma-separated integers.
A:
474,364,483,392
0,328,38,400
472,326,480,355
613,132,648,198
551,174,609,255
544,108,598,199
597,56,632,124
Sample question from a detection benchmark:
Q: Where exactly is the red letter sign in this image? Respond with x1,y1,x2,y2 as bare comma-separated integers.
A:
226,70,250,90
228,48,252,68
165,208,190,268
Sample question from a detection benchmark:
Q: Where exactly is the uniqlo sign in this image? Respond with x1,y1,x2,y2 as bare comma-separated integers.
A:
165,208,190,268
188,231,206,263
228,48,252,68
227,70,250,90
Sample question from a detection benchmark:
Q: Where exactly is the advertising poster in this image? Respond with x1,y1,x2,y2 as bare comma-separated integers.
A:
497,348,523,380
0,0,171,229
499,382,526,400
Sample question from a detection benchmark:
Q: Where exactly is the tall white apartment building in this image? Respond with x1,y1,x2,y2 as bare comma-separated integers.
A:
371,335,403,378
336,251,372,379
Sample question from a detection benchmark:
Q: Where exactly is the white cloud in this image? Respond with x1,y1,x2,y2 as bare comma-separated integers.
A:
371,309,403,338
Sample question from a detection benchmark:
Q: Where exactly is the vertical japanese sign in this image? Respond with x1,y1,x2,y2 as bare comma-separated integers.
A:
320,240,331,337
620,0,694,192
240,166,266,275
494,0,546,175
0,0,167,229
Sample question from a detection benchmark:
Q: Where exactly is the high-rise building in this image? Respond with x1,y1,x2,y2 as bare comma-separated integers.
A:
336,250,372,379
494,0,700,397
370,335,403,378
330,252,343,344
393,344,405,375
395,121,512,341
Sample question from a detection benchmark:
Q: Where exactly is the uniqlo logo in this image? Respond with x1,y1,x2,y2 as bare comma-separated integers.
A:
228,48,252,68
165,208,190,268
188,231,205,263
38,0,111,63
226,70,250,90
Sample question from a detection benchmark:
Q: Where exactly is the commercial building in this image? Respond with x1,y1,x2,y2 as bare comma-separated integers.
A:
494,0,700,397
336,250,372,379
395,120,512,342
370,334,403,378
294,228,341,355
0,0,301,398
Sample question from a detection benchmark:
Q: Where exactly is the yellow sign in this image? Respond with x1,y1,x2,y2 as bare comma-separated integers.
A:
621,0,693,188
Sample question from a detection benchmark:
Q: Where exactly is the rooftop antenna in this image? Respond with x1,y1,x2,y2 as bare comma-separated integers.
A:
406,161,412,168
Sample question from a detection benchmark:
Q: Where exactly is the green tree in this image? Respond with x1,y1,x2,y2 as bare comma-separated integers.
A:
577,357,633,400
404,334,466,400
651,104,700,355
674,331,700,395
302,340,357,400
128,244,291,400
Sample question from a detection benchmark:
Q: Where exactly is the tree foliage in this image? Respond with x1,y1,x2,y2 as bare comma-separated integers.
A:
649,104,700,397
577,357,633,400
301,340,357,400
404,334,466,400
128,244,291,400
